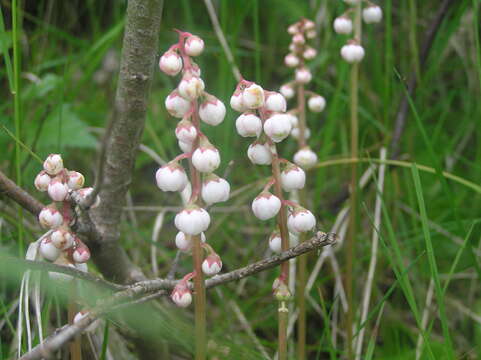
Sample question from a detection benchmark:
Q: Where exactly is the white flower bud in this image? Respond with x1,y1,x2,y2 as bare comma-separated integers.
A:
73,311,99,332
155,163,188,192
287,24,298,35
175,205,210,235
284,53,300,68
287,207,316,233
306,30,317,39
292,33,305,45
171,282,192,307
43,154,63,175
178,140,193,153
48,178,69,202
199,96,226,126
363,5,382,23
294,147,318,169
295,67,312,84
341,43,365,63
159,50,183,76
286,113,298,127
175,231,206,252
202,253,222,276
334,17,353,34
51,228,74,250
75,187,101,208
40,237,61,261
308,95,326,112
265,92,287,112
192,144,220,173
303,47,317,60
263,113,293,143
281,165,306,192
230,89,247,112
178,74,205,100
344,0,360,4
201,175,230,204
67,171,85,190
235,112,262,137
247,142,272,165
39,206,64,229
165,90,191,118
175,119,197,143
280,84,295,99
251,192,281,220
303,19,315,30
185,35,204,56
291,127,311,140
242,83,265,109
34,171,51,192
269,231,298,253
72,242,90,263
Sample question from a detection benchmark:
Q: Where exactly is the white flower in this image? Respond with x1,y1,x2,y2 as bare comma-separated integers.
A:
291,127,311,140
48,179,69,202
34,171,51,192
43,154,63,175
308,95,326,112
303,19,315,30
40,237,61,261
178,74,205,100
192,145,221,173
242,83,265,109
202,254,222,276
247,142,272,165
201,175,230,204
165,90,191,118
67,171,85,190
363,5,382,24
175,231,206,252
295,67,312,84
175,205,210,235
178,140,193,153
230,89,246,112
199,96,226,126
269,231,298,253
303,47,317,60
39,206,64,229
334,17,353,34
287,24,298,35
294,147,318,169
155,163,188,192
292,33,305,45
263,113,293,143
171,283,192,307
286,113,299,127
341,43,365,63
265,92,287,112
288,207,316,233
281,165,306,192
73,243,91,263
159,50,183,76
251,192,281,220
235,112,262,137
306,30,317,39
284,53,300,68
280,84,295,99
51,228,74,250
175,119,197,143
185,35,204,56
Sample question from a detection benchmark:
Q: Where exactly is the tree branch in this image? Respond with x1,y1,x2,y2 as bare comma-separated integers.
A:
0,170,43,215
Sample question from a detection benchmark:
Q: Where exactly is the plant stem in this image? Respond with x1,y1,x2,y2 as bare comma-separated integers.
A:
346,3,362,359
68,283,82,360
278,301,288,360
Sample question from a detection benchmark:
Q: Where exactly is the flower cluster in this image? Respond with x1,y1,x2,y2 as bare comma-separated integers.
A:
334,0,382,63
279,18,324,169
157,30,226,307
34,154,97,277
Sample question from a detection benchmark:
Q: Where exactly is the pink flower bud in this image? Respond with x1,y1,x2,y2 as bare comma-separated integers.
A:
235,112,262,137
199,96,226,126
290,127,311,140
242,83,265,109
280,84,295,99
334,17,353,34
43,154,63,175
175,231,206,252
341,42,365,63
281,165,306,192
247,142,272,165
40,237,61,261
175,119,197,143
175,205,211,235
201,174,230,204
192,144,220,173
165,90,191,118
39,205,64,229
252,191,281,220
306,30,317,39
171,282,192,307
263,113,293,143
362,5,382,23
293,147,318,169
76,187,101,208
230,88,247,112
292,33,305,45
185,35,204,56
67,171,85,190
202,253,222,276
159,50,183,76
156,163,188,192
287,24,298,35
308,95,326,112
178,74,205,100
72,242,91,263
265,92,287,112
303,47,317,60
284,53,300,68
178,140,193,153
51,228,75,250
48,178,69,202
34,171,51,192
288,207,316,233
295,67,312,84
73,311,99,332
303,19,315,30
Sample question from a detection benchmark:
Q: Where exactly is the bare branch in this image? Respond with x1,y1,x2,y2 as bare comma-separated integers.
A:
0,170,43,216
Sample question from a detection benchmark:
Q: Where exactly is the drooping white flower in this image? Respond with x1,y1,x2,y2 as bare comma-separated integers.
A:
202,253,222,276
34,171,51,192
235,112,263,137
39,205,64,229
247,141,272,165
171,282,192,307
192,141,221,173
265,92,287,112
155,162,188,192
363,5,382,24
178,140,193,153
284,53,300,68
40,237,61,261
281,164,306,192
280,84,295,99
303,47,317,60
242,83,265,109
292,33,305,45
287,207,316,233
341,42,365,63
230,89,247,112
201,174,230,204
269,230,298,253
263,113,293,143
199,95,226,126
251,191,281,220
290,127,311,140
51,228,74,250
175,119,197,144
178,73,205,100
293,147,318,169
43,154,64,176
334,17,353,34
295,67,312,84
175,231,206,252
185,35,205,56
175,205,211,235
165,90,191,118
159,50,183,76
67,171,85,190
308,95,326,112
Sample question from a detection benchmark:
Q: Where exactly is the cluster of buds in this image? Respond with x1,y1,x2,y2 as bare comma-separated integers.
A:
157,30,226,308
334,0,382,63
34,154,97,276
279,18,324,169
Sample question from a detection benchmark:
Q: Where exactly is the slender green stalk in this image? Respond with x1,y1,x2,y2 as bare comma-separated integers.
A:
278,301,288,360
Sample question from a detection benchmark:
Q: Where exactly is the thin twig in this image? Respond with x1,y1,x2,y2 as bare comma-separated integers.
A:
0,170,43,215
